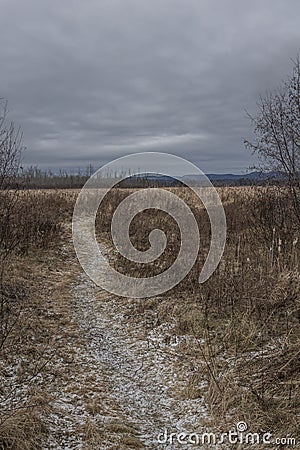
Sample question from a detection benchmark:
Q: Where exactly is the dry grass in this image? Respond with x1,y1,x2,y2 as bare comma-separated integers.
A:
0,188,145,449
0,190,76,449
0,185,299,448
96,184,300,440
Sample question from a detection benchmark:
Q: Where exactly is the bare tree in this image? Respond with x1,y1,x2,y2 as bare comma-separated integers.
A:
245,57,300,223
0,100,24,349
0,100,23,190
0,101,25,262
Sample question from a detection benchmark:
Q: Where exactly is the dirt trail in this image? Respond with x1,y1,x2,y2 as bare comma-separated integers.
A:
45,242,207,449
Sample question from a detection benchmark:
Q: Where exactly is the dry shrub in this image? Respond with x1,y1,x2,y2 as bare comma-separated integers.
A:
0,410,47,450
0,190,73,256
0,190,75,449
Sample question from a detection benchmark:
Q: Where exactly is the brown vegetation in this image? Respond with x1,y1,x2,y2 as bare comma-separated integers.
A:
0,183,299,448
0,189,75,449
97,185,300,441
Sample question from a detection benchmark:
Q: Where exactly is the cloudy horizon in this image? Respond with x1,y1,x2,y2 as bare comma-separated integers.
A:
1,0,300,174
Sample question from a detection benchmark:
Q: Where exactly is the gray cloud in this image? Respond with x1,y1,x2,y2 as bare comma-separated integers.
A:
0,0,300,173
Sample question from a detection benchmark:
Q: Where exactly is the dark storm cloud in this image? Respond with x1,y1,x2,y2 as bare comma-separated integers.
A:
0,0,300,173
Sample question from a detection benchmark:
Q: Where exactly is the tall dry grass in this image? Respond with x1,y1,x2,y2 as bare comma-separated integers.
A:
96,185,300,440
1,184,298,447
0,189,75,449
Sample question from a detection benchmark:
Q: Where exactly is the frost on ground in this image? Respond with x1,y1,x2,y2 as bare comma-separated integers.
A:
45,269,208,450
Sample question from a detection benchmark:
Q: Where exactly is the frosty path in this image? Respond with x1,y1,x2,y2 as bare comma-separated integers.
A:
46,266,207,449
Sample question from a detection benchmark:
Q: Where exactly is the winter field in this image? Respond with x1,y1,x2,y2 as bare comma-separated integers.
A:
0,186,299,449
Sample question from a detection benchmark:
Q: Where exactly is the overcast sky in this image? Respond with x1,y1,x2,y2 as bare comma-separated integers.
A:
0,0,299,173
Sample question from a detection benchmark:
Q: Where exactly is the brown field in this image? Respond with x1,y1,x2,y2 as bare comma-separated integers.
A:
0,186,299,449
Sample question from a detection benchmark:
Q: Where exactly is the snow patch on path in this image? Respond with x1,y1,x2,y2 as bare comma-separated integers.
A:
46,271,207,449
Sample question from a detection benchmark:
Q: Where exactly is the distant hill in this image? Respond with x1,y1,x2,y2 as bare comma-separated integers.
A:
118,171,285,187
183,171,283,184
